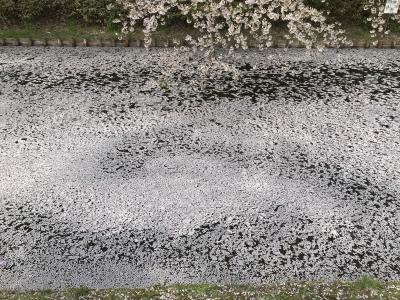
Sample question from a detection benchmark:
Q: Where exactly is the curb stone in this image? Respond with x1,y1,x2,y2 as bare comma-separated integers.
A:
0,37,399,48
32,39,46,46
5,38,19,46
19,38,33,46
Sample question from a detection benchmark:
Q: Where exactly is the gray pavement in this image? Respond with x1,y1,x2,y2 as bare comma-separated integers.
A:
0,47,400,290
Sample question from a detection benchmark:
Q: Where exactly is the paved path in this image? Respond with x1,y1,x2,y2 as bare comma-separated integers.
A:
0,47,399,290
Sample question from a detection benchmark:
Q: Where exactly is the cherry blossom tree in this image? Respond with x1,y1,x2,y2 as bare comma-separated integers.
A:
114,0,349,51
110,0,400,80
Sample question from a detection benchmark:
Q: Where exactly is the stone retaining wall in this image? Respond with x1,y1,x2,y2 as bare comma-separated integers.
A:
0,37,400,48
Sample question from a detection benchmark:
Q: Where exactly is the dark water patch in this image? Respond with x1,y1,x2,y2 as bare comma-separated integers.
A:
154,62,400,107
2,62,399,104
2,195,400,282
100,126,400,226
0,67,160,92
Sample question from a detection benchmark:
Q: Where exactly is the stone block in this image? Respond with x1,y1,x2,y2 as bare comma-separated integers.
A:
5,38,19,46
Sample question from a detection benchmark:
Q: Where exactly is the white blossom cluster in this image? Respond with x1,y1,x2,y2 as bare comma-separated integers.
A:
364,0,400,41
111,0,400,76
114,0,348,51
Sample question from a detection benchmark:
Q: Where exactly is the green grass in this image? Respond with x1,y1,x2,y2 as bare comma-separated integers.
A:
0,21,194,41
1,22,400,44
0,22,109,40
352,275,385,290
1,277,400,300
63,286,91,300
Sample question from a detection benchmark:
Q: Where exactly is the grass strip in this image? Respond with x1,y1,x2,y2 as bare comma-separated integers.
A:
1,22,400,45
1,276,400,300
